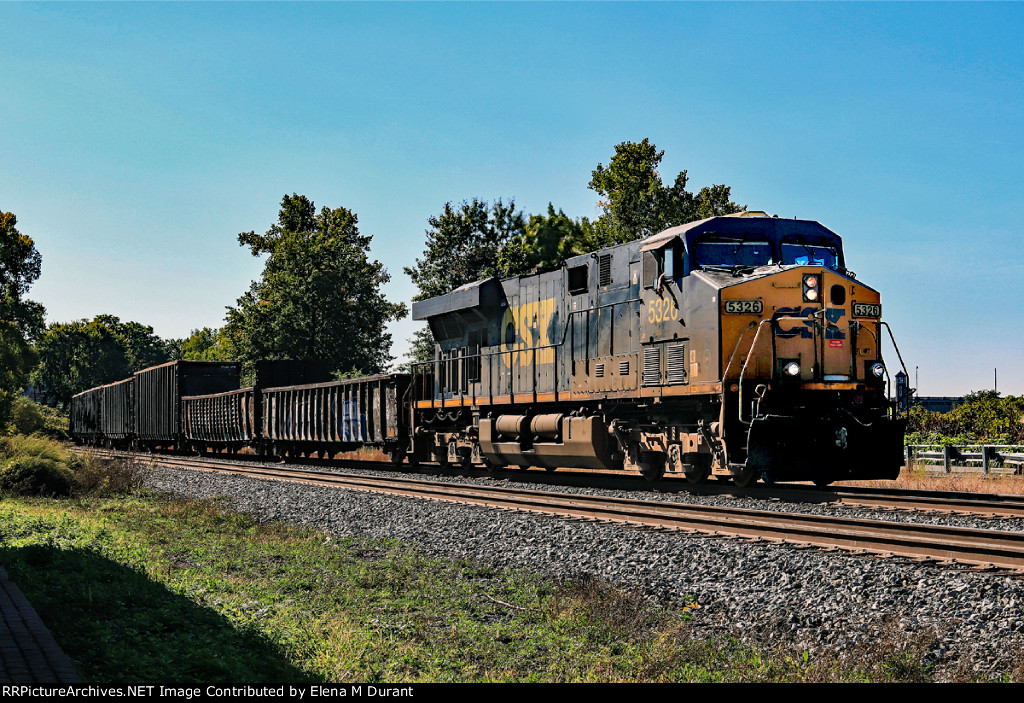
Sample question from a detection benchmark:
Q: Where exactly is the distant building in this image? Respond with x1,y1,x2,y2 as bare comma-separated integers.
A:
20,385,49,405
911,396,966,414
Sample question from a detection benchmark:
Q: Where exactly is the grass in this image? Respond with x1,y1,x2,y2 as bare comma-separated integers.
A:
845,462,1024,495
1,488,1017,683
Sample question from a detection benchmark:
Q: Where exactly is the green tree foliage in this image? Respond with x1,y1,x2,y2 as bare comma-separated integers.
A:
93,315,173,371
403,199,525,367
0,211,45,427
34,320,124,407
405,199,525,300
907,390,1024,444
588,138,744,245
497,204,597,278
225,194,406,377
173,327,235,362
32,315,172,406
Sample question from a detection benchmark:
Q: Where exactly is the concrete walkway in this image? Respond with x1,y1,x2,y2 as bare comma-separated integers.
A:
0,566,83,683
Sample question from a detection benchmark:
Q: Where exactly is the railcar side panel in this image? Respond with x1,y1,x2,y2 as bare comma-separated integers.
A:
261,375,411,454
182,387,258,445
100,377,134,443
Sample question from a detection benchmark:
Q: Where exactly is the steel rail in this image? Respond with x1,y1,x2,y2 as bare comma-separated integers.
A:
78,447,1024,519
84,449,1024,572
751,484,1024,520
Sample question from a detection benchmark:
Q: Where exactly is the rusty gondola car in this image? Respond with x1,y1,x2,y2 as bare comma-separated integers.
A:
100,377,134,449
259,375,412,463
70,386,103,446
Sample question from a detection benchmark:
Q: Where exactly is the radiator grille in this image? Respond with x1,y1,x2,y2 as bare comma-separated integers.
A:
598,254,612,287
666,343,688,384
643,346,661,385
595,363,605,378
619,361,630,376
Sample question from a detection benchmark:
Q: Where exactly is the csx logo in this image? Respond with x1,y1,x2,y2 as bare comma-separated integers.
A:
773,307,846,340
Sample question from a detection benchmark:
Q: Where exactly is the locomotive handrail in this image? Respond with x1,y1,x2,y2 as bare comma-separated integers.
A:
879,321,911,406
737,315,812,425
410,297,642,408
722,321,759,382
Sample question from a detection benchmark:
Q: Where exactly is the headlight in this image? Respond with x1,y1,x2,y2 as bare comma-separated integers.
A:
783,361,801,377
870,362,885,378
802,274,820,303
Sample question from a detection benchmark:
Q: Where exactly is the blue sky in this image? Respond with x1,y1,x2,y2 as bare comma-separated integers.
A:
2,2,1022,396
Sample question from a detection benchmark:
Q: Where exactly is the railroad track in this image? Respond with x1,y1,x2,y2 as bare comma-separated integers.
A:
80,448,1024,572
741,483,1024,520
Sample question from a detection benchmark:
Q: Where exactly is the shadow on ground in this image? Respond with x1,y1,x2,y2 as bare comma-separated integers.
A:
1,544,316,683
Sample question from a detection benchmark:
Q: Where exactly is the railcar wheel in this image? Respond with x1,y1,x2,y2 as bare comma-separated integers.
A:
732,466,759,488
685,468,710,485
639,451,666,482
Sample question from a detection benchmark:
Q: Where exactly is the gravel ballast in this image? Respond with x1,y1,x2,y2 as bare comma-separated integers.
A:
144,463,1024,680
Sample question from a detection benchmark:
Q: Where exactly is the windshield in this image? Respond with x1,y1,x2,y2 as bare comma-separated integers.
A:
694,238,773,268
780,242,839,269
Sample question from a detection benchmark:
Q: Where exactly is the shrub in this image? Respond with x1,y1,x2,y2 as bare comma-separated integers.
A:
0,454,76,497
907,392,1024,444
4,397,69,440
73,453,147,497
0,434,82,497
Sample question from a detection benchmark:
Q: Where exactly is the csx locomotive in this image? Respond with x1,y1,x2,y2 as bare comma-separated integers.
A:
410,211,907,486
71,212,907,487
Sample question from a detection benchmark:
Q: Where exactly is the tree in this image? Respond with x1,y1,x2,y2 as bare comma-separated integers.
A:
173,327,235,362
93,315,173,371
225,194,406,377
0,211,45,426
588,138,744,245
32,319,130,407
403,199,525,366
32,315,173,407
496,204,596,278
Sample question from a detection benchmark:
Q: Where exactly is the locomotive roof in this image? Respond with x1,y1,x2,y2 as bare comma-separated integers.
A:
412,214,845,322
641,213,842,253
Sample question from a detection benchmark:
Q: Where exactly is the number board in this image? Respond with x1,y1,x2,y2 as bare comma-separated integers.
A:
852,302,881,318
724,299,763,315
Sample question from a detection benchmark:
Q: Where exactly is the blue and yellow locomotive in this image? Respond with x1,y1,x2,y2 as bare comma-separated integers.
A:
411,211,907,485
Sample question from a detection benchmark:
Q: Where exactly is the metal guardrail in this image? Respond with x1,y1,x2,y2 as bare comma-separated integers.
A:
906,444,1024,475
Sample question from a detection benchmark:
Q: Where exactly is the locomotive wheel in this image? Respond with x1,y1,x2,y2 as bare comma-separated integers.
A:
732,466,759,488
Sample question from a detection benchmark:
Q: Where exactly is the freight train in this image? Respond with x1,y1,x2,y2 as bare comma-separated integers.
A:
71,212,909,486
